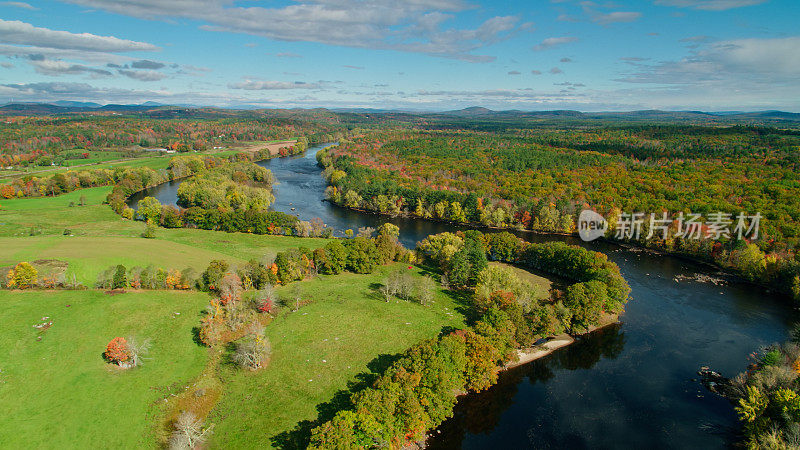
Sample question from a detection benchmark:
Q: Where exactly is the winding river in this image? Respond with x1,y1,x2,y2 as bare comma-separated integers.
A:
129,143,794,449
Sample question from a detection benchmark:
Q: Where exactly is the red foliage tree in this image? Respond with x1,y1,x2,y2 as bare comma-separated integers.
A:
104,337,132,365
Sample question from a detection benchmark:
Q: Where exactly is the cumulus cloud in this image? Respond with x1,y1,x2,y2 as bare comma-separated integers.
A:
533,36,578,51
63,0,520,62
654,0,767,11
560,57,572,63
1,61,14,68
550,66,564,74
531,70,542,75
118,69,167,81
508,70,521,75
276,52,302,58
228,79,322,90
0,19,159,52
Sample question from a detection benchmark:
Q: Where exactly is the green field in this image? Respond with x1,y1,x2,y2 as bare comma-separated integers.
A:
210,263,466,447
0,182,466,448
489,261,553,297
0,289,211,448
0,187,330,285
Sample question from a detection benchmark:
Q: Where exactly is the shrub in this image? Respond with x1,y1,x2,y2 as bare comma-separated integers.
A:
141,221,157,238
200,260,229,291
104,337,132,365
218,272,243,305
6,262,38,289
112,264,127,290
168,412,212,450
345,237,379,274
320,240,347,274
232,326,271,370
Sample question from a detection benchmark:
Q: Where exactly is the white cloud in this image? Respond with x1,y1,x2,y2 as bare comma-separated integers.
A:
533,36,578,51
592,11,642,25
0,19,159,52
228,79,322,90
118,69,167,81
654,0,767,11
1,1,38,9
619,36,800,84
63,0,519,62
28,57,112,77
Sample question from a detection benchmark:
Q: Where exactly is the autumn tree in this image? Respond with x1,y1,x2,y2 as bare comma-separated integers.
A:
6,262,38,289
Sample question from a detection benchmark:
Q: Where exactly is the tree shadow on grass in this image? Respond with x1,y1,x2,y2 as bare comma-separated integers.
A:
367,282,388,302
443,288,479,325
269,352,405,449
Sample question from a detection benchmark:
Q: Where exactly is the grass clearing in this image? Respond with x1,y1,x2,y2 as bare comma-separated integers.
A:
0,289,211,448
489,261,552,298
209,263,466,447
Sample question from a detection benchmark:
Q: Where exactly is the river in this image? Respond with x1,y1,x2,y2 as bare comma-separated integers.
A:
128,142,794,449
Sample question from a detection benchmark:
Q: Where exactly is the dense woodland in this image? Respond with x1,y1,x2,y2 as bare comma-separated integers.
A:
317,127,800,300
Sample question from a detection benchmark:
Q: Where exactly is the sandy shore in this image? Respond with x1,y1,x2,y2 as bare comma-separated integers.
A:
506,334,575,368
505,314,620,370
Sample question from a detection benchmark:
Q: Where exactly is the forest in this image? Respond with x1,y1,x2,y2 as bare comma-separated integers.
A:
316,126,800,300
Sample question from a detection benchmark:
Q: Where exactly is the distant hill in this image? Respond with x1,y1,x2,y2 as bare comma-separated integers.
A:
1,102,798,124
436,107,800,123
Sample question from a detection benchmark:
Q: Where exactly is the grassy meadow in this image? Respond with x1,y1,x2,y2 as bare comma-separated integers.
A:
0,186,330,285
0,178,468,448
210,263,466,448
0,290,211,448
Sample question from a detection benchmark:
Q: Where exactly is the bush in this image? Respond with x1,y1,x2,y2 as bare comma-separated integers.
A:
200,260,229,291
168,412,212,450
104,337,132,365
232,326,271,370
345,237,379,274
6,262,38,289
112,264,127,289
141,221,157,238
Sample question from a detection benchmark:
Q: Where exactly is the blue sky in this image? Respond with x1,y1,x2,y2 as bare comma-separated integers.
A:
0,0,798,111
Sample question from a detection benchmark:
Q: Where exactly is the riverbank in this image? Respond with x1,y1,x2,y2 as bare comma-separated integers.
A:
506,313,620,369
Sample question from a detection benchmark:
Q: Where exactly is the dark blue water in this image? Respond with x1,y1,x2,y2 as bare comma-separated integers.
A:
128,143,794,448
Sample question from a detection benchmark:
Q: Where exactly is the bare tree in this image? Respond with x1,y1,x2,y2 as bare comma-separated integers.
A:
232,325,271,370
127,336,151,367
379,283,393,302
415,275,436,306
168,412,213,450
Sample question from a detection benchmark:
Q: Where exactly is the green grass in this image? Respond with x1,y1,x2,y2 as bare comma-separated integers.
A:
489,261,552,299
0,289,211,448
209,264,466,448
0,187,331,285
